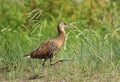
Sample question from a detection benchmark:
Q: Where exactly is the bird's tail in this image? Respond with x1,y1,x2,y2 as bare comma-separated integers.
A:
24,53,31,58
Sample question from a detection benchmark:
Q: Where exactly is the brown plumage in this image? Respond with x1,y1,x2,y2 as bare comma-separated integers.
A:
25,22,68,67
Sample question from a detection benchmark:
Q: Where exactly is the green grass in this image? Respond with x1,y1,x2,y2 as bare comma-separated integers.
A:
0,0,120,82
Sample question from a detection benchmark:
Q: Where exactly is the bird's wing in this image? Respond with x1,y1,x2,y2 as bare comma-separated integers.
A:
29,41,56,58
37,41,54,55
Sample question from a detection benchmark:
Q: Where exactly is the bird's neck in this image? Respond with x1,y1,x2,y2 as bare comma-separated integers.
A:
57,26,66,40
58,26,66,35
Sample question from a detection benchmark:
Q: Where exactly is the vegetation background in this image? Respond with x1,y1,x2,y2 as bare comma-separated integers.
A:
0,0,120,82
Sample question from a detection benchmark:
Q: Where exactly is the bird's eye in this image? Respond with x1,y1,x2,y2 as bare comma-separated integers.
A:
64,23,66,25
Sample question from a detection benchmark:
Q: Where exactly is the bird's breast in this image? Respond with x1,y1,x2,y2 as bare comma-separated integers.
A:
54,37,65,50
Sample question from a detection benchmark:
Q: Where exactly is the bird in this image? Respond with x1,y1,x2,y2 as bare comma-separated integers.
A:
25,21,71,67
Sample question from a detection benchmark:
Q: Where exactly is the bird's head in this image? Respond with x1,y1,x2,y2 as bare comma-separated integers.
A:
58,21,77,29
57,21,77,33
58,21,67,28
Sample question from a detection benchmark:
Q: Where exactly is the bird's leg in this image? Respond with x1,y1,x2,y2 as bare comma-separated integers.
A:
42,59,47,67
49,58,53,66
41,59,48,76
50,58,67,66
